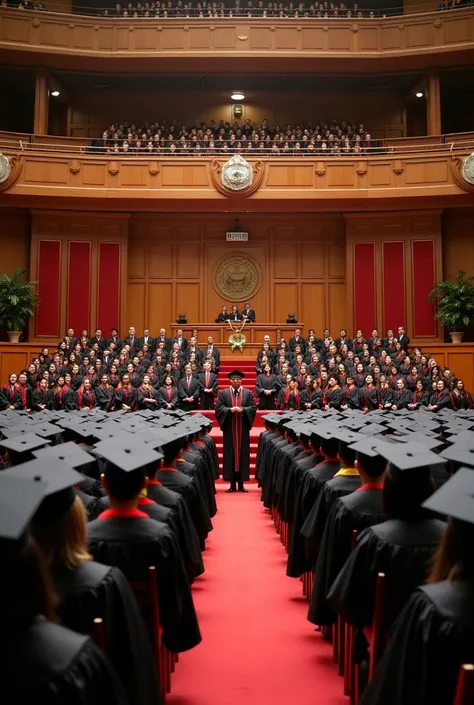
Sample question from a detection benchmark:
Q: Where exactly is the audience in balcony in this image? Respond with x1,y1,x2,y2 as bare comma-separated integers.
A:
92,118,378,155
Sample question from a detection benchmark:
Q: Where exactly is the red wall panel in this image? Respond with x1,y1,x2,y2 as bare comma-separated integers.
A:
97,242,120,333
36,240,61,337
67,242,91,334
412,240,436,337
354,242,376,335
383,241,405,333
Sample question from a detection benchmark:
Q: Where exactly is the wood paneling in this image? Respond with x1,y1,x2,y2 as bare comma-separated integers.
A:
443,208,474,281
0,210,30,275
148,283,173,333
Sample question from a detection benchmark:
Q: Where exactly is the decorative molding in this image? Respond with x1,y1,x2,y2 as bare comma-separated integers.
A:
32,17,40,27
68,159,81,175
107,161,120,176
210,159,264,198
237,35,248,40
449,154,474,193
0,154,23,193
315,162,326,176
356,161,367,176
351,24,359,33
148,161,160,176
393,160,404,175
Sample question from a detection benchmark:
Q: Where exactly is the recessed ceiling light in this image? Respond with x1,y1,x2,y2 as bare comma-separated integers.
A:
231,91,245,101
415,91,424,98
51,90,60,97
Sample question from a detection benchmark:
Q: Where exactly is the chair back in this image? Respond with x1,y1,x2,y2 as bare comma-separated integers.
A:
454,665,474,705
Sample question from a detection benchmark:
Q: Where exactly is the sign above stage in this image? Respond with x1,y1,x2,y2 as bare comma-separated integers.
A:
226,231,249,241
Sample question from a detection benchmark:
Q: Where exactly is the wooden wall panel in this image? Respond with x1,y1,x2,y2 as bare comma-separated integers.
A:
274,283,298,324
0,211,30,276
328,282,347,335
273,243,299,278
177,283,200,323
301,283,326,335
443,208,474,281
447,351,474,392
127,282,146,333
176,244,200,279
148,283,173,333
149,239,174,278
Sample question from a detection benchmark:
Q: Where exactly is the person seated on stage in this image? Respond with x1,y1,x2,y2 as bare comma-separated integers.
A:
0,474,128,705
241,302,256,322
215,304,229,323
87,438,202,655
427,379,452,412
203,336,220,372
197,360,218,410
229,304,242,322
289,329,306,353
450,378,474,410
172,328,188,351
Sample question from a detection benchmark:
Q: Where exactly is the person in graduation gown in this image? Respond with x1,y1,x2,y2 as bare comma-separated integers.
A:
358,469,474,705
197,360,218,410
114,373,139,412
308,435,387,627
52,376,77,411
277,377,301,411
32,377,54,411
255,363,280,410
450,378,473,410
359,373,379,412
341,375,362,410
0,475,128,705
0,372,27,410
216,369,257,492
76,378,95,410
137,374,159,410
323,374,344,410
157,375,179,410
87,439,202,654
392,377,412,410
178,364,200,411
215,304,229,323
20,464,163,705
377,375,395,410
428,378,452,411
301,377,323,410
94,374,116,412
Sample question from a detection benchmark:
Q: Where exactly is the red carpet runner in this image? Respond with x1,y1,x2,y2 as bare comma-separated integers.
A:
168,485,347,705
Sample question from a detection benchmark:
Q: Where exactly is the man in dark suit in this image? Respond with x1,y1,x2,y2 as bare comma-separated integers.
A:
383,329,397,352
66,328,80,349
88,328,107,351
368,329,381,351
216,305,229,323
229,305,242,322
186,336,200,361
172,329,188,352
397,326,410,349
202,336,220,373
178,364,200,411
157,328,172,352
107,328,122,351
197,360,219,410
334,329,353,350
124,326,138,350
241,302,256,323
289,329,306,353
139,328,155,352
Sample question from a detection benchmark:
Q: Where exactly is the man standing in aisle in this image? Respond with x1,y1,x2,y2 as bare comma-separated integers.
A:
216,370,257,493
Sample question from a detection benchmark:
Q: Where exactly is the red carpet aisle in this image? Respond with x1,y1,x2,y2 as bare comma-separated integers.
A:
168,485,347,705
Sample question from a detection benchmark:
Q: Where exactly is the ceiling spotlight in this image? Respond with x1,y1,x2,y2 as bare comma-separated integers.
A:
51,90,60,97
231,91,245,101
415,91,424,98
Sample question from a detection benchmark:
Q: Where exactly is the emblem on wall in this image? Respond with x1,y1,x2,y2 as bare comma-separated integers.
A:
0,153,11,184
461,153,474,185
215,254,260,301
210,155,265,198
450,151,474,194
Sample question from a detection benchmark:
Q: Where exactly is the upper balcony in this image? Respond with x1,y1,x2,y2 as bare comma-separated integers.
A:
1,5,474,71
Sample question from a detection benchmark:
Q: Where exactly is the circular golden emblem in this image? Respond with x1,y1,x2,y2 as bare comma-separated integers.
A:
215,255,259,301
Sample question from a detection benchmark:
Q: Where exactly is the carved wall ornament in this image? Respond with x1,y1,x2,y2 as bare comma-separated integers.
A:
351,24,359,33
461,153,474,185
356,161,367,176
107,161,120,176
0,154,22,193
449,153,474,193
393,160,404,175
148,161,160,176
32,17,40,27
237,34,248,40
315,162,326,176
68,159,81,175
210,155,264,198
215,254,260,301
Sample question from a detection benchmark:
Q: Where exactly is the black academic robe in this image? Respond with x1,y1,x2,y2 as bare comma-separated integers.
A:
255,373,279,409
324,387,344,410
94,384,115,412
429,391,452,411
0,619,128,705
393,388,412,410
359,385,379,411
300,473,361,567
197,371,218,410
300,389,323,410
379,386,395,409
115,386,138,411
358,579,474,705
154,469,212,543
76,389,95,410
0,384,29,410
52,386,77,411
87,510,202,654
157,386,179,409
451,390,474,410
180,448,217,519
53,561,162,705
76,488,100,521
201,433,220,480
308,487,385,626
277,389,300,411
177,376,200,411
32,388,54,411
216,387,257,482
343,385,361,409
137,386,159,410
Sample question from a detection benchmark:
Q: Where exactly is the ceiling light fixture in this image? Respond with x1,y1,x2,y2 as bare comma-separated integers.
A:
51,90,60,97
415,91,424,98
231,91,245,101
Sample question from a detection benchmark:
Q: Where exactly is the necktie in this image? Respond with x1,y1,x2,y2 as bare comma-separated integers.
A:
206,372,210,387
187,377,191,391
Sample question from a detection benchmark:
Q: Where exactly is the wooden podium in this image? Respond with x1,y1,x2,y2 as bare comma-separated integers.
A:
169,323,304,358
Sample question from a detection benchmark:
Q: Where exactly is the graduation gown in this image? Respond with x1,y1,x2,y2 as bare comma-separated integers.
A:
358,579,474,705
115,386,138,411
53,561,162,705
53,386,77,411
308,486,385,626
177,376,200,410
94,384,115,412
137,386,159,410
393,388,412,410
429,391,452,411
450,390,474,410
32,387,54,411
87,509,202,653
379,386,395,409
277,389,300,411
201,433,220,480
76,389,95,410
0,619,128,705
157,386,179,409
216,387,257,482
255,373,279,410
197,371,218,410
300,389,323,410
0,384,29,410
344,385,361,410
324,386,344,410
359,385,379,412
154,468,212,543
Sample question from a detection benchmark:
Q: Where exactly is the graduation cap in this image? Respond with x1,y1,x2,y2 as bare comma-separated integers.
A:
0,433,52,465
91,439,163,472
0,459,84,522
349,437,393,459
380,443,447,472
227,369,245,379
422,467,474,524
0,474,47,552
445,430,474,446
150,416,179,429
33,441,97,471
330,428,366,446
439,443,474,468
396,435,445,451
358,423,388,436
0,425,37,439
192,414,214,429
28,421,64,443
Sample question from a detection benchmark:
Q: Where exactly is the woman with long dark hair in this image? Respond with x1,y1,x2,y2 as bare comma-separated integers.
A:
114,373,138,411
301,377,323,410
378,374,395,410
158,374,179,410
359,373,379,412
94,374,115,412
277,376,300,411
32,377,54,411
450,378,473,410
427,379,452,411
255,363,279,410
52,376,77,411
323,374,344,410
408,378,430,410
137,374,159,410
76,377,95,410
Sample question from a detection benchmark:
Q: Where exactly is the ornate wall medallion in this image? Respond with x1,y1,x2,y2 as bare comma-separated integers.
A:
221,154,253,191
215,254,259,301
461,153,474,185
450,152,474,193
0,153,11,184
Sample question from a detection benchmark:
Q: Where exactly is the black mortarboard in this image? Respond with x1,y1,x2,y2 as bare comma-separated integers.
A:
396,435,445,451
331,428,366,445
227,369,245,379
0,475,46,549
192,414,214,429
358,423,388,436
1,459,84,522
381,443,447,471
28,421,64,443
439,443,474,468
0,433,52,465
0,425,36,439
92,439,163,472
422,467,474,524
348,437,392,459
33,441,97,470
445,430,474,445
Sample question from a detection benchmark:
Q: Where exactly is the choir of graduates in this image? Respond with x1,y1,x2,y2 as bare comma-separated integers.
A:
256,404,474,704
254,326,472,413
0,403,218,704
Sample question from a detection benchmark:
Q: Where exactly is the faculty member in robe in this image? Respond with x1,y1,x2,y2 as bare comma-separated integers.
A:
255,363,280,409
178,364,200,410
216,369,257,492
197,360,218,410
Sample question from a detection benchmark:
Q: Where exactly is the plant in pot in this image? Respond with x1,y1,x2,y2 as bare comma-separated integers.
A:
0,269,39,344
429,270,474,344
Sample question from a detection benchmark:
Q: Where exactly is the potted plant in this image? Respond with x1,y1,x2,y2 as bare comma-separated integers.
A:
429,270,474,344
0,269,39,344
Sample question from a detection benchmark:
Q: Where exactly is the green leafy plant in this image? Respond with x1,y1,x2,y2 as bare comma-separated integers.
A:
0,269,39,331
429,270,474,332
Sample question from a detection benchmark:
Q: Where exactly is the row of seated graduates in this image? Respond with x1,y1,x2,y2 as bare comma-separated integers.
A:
93,119,376,156
0,405,219,704
99,1,383,17
255,405,474,705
